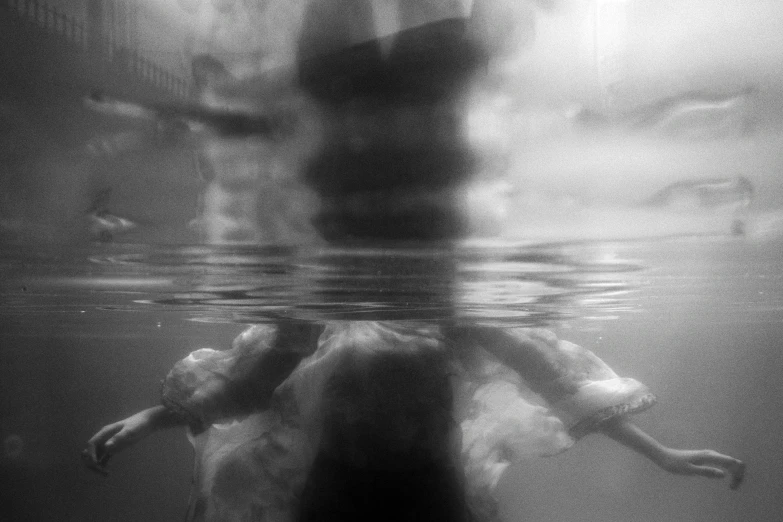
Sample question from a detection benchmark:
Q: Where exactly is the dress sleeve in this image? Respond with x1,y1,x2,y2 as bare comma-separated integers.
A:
161,323,321,433
454,327,656,438
453,328,656,521
543,337,656,439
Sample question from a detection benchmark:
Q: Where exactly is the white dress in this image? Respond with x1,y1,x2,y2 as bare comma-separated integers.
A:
161,322,655,522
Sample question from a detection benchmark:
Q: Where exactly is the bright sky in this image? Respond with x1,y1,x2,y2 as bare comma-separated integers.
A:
520,0,783,107
138,0,783,204
136,0,783,103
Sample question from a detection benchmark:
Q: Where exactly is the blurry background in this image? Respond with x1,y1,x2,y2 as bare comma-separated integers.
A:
2,1,783,521
3,0,783,245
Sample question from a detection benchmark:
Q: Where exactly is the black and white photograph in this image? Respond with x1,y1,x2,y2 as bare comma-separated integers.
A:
1,1,780,521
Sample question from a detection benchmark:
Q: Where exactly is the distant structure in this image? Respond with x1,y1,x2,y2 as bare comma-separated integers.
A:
1,0,190,102
0,0,199,244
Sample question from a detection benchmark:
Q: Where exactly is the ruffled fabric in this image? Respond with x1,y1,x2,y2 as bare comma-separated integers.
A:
458,376,574,522
161,324,318,433
165,322,453,522
162,323,656,522
163,325,317,522
554,378,657,439
184,412,311,522
453,336,656,521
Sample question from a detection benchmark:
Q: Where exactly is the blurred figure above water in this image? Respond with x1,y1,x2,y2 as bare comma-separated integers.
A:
74,0,766,246
83,0,532,245
3,0,783,247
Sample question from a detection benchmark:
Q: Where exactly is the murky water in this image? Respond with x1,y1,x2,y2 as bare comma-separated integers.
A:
2,235,783,521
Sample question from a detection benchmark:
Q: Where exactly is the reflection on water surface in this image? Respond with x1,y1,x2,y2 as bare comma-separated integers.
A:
4,234,781,336
0,239,647,331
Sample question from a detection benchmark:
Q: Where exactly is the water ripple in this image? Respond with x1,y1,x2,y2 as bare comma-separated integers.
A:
0,240,647,328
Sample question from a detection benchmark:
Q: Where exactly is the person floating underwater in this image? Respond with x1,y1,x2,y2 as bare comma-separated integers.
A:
84,321,745,522
81,0,556,244
81,3,745,520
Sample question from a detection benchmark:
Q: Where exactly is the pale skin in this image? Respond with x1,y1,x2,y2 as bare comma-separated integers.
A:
82,405,181,477
600,417,746,490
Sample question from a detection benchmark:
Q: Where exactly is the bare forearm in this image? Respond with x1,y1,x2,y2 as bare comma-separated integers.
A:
84,404,190,475
599,417,668,467
599,416,746,488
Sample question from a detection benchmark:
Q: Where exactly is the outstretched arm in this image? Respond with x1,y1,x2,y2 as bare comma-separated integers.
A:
448,325,746,491
600,417,746,490
83,322,321,475
82,405,185,476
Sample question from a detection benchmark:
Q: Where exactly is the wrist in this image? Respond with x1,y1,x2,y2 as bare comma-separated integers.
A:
649,445,674,468
601,418,670,465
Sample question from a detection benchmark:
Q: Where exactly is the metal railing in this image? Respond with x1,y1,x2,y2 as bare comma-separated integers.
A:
5,0,189,99
7,0,88,48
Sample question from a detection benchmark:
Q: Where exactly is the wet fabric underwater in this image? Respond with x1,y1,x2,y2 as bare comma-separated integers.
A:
164,322,654,522
1,0,778,521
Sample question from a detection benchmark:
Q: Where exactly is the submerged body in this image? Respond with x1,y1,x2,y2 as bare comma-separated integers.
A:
85,319,745,522
160,322,656,522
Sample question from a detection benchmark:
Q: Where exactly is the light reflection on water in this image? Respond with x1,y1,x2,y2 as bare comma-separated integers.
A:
0,239,646,332
2,235,780,336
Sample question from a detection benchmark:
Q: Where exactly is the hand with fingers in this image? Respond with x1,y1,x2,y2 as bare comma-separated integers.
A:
82,405,182,476
656,447,746,490
599,418,746,491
